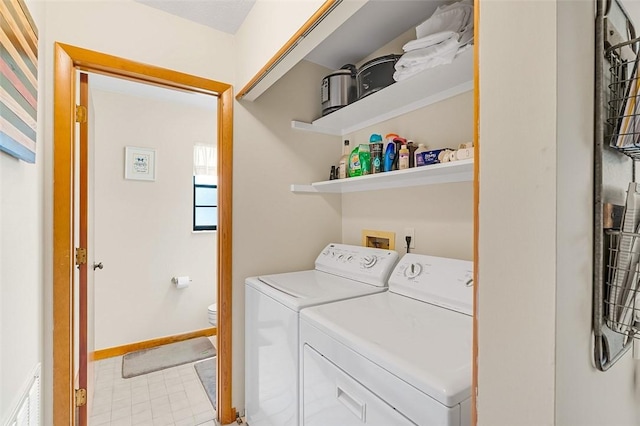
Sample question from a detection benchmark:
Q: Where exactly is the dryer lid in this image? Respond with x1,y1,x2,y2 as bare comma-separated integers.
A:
301,291,472,407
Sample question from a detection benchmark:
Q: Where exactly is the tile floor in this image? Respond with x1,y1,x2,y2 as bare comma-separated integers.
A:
89,354,218,426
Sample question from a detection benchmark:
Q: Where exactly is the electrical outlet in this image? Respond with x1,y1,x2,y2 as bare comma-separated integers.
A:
404,227,415,249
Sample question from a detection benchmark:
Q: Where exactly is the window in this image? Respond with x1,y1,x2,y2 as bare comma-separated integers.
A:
193,144,217,231
193,175,217,231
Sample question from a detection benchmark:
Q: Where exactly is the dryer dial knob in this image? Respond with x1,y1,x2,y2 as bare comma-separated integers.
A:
404,263,422,279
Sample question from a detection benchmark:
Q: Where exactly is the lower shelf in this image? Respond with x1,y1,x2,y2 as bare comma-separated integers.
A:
291,159,473,194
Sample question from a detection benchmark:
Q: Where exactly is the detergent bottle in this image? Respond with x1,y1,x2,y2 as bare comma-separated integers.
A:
369,134,383,174
348,145,361,177
359,144,371,175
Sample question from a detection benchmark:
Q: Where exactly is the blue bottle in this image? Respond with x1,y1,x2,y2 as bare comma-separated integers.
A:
384,142,395,172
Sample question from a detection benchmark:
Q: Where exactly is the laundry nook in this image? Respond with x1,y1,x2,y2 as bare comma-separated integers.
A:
3,0,638,425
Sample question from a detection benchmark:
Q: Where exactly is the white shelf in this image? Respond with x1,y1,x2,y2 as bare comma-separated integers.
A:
291,159,473,194
292,48,474,136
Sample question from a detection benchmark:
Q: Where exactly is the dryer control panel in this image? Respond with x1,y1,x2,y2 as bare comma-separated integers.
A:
315,244,399,287
389,254,473,315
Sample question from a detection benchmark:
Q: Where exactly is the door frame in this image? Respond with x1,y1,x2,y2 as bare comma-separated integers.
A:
52,42,235,424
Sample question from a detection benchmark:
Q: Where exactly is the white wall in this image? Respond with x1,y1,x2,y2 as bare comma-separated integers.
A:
477,1,557,424
91,86,217,349
478,1,640,424
235,0,325,92
341,92,473,261
0,0,44,422
555,1,640,424
42,2,235,423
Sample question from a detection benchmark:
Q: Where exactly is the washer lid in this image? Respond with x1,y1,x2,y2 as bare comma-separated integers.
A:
300,291,472,406
246,270,386,311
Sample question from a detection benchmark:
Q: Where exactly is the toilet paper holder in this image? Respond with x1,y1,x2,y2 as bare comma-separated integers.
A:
172,276,192,288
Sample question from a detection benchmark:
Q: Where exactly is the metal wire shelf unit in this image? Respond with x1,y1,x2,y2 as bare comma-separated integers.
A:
606,37,640,159
594,0,638,371
604,229,640,342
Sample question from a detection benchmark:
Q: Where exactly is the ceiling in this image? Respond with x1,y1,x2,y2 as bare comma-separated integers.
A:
133,0,256,34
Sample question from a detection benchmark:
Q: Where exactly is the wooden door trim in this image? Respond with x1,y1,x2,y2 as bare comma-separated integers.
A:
52,42,235,425
472,0,479,424
235,0,338,100
53,40,75,426
77,72,89,426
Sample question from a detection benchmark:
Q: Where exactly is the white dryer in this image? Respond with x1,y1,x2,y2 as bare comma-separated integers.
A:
245,244,399,426
300,254,474,426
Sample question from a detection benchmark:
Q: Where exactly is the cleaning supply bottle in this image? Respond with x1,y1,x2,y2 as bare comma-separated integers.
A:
414,143,428,167
399,144,410,170
338,140,350,179
359,143,371,175
348,145,361,177
392,137,406,170
384,142,396,172
369,134,383,174
406,140,417,168
383,133,398,172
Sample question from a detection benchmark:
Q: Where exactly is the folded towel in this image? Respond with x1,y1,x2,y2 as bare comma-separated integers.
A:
416,1,473,40
395,37,460,70
393,58,455,82
393,44,472,82
403,31,457,52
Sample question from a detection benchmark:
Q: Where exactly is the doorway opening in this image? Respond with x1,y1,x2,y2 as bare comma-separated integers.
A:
52,43,234,425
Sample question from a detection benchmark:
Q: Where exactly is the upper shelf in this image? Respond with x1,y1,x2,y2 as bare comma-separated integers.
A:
291,48,474,136
291,159,473,194
238,0,453,101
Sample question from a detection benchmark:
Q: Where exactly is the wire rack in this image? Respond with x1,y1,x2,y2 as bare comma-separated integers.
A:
607,37,640,159
604,229,640,342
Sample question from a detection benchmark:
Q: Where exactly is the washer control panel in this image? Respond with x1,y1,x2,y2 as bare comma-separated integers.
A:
316,244,399,287
389,254,473,315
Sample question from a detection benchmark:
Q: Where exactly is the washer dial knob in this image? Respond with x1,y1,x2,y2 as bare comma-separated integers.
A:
361,255,378,269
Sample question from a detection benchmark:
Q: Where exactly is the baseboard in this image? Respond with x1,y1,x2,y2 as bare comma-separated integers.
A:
92,327,217,361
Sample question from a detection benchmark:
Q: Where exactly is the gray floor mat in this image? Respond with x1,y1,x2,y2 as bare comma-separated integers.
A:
194,357,217,410
122,336,216,378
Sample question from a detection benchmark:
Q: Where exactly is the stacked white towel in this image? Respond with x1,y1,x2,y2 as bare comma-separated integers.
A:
394,0,474,82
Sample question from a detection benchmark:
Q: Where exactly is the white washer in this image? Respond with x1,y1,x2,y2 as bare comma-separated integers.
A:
300,253,474,426
245,243,399,426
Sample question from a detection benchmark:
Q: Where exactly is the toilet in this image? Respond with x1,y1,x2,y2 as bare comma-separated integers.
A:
207,303,217,326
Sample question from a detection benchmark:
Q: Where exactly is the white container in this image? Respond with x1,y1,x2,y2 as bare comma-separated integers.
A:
414,143,428,167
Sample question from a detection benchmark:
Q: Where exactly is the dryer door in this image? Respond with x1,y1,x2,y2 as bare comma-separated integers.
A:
302,345,416,426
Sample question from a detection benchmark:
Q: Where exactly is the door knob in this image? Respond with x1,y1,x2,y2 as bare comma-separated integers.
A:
93,262,103,270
